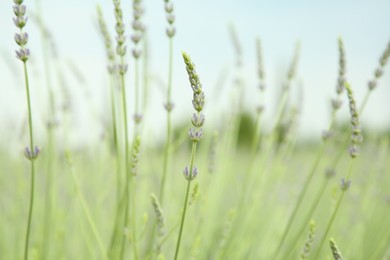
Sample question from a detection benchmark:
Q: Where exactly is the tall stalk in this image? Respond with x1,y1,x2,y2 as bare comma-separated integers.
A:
160,0,176,204
174,52,206,260
13,2,39,259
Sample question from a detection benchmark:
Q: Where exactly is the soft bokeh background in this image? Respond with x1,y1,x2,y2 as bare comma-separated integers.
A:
1,0,390,150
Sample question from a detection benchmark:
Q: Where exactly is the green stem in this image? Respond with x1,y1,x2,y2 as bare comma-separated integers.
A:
107,73,122,258
23,60,35,260
160,37,174,204
174,142,197,260
130,176,138,260
119,58,131,259
313,161,354,259
66,154,108,260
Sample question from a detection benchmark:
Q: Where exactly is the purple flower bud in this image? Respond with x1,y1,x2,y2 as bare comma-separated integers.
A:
166,14,175,25
191,113,205,127
165,3,174,13
188,128,203,142
24,146,40,160
131,34,142,44
166,27,176,38
340,178,351,191
368,80,377,90
13,4,26,16
375,68,383,78
14,32,28,46
116,34,126,45
13,16,28,29
183,166,198,180
132,49,142,59
15,48,30,62
192,92,205,112
348,145,359,158
164,102,175,112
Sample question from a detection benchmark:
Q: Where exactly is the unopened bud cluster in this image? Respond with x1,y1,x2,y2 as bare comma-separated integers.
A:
113,0,127,74
256,38,266,90
336,37,346,94
131,0,145,59
164,0,176,38
97,6,115,74
182,52,205,180
368,40,390,90
13,0,30,62
131,136,141,175
345,83,363,158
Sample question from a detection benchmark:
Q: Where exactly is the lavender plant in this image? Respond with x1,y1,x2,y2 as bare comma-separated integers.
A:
160,0,177,204
174,52,205,260
13,1,40,259
131,0,145,127
313,82,363,259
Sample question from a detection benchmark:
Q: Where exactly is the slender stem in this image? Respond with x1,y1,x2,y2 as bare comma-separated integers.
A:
131,57,140,260
313,161,354,259
160,37,174,204
67,155,108,260
107,73,122,258
359,90,371,113
130,176,138,260
119,58,131,259
272,143,326,259
174,142,197,260
23,60,35,260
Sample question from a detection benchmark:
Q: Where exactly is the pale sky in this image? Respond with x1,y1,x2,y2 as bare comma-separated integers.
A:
1,0,390,148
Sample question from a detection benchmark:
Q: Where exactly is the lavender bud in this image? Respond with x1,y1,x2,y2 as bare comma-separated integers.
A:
14,32,28,46
164,102,175,112
192,92,205,112
188,128,203,142
116,45,126,56
348,145,359,158
166,14,175,25
16,48,30,62
165,3,173,13
13,4,26,16
132,49,142,59
13,16,27,29
183,166,198,180
24,146,40,161
375,68,383,78
191,113,205,128
117,64,128,75
166,27,176,38
131,34,141,44
368,80,377,90
340,178,351,191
